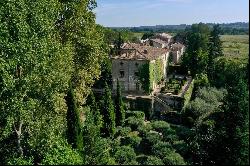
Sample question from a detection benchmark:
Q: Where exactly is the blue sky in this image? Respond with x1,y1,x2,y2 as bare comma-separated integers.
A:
94,0,249,27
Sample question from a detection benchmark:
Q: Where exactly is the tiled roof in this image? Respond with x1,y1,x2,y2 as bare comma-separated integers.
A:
171,43,185,49
111,43,168,60
150,38,167,45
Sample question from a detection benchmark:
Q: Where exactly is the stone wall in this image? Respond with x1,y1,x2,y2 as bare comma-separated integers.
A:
112,59,148,92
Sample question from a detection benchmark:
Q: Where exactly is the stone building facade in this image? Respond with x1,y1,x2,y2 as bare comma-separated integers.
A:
111,43,169,93
170,43,185,64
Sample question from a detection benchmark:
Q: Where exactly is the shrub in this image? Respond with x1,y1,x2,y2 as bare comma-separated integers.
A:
136,155,148,165
115,126,132,137
138,132,162,155
151,121,170,133
126,111,145,120
121,135,142,149
145,156,164,165
41,141,83,165
138,123,152,137
152,141,172,158
7,157,34,165
171,125,193,140
125,116,144,131
146,132,163,145
172,140,189,157
194,73,209,87
114,146,137,165
162,151,186,165
162,128,179,143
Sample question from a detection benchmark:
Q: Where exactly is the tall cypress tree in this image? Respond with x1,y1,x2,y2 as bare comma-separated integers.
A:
115,79,125,126
86,91,103,130
66,83,83,150
208,24,223,82
101,82,116,137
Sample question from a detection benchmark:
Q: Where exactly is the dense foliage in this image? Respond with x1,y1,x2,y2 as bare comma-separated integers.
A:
0,0,248,164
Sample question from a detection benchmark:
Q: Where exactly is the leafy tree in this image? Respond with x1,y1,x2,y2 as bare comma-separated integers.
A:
208,24,223,82
0,0,107,164
115,80,125,126
213,56,247,88
66,84,83,150
93,56,112,88
100,83,116,137
223,78,249,165
183,87,226,120
181,23,210,76
114,32,124,51
41,139,83,165
0,0,73,163
57,0,108,104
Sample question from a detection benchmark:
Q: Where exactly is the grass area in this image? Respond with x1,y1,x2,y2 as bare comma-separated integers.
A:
133,32,144,40
220,35,249,60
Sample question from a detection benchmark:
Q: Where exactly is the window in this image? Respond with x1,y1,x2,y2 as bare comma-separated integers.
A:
134,71,139,77
120,61,124,66
135,62,139,67
120,70,124,78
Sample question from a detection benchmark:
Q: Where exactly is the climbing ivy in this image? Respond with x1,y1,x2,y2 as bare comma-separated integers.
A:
138,63,151,93
183,79,195,109
138,59,164,94
155,59,164,84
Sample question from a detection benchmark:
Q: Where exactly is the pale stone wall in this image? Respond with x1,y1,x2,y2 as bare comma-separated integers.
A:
172,47,185,64
111,53,169,93
112,59,148,92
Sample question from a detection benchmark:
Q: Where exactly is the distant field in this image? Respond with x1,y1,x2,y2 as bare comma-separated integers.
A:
220,35,249,64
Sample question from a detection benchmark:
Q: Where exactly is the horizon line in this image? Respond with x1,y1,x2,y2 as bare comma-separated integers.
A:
98,21,249,28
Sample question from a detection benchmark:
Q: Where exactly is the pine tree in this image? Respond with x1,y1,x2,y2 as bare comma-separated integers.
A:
101,83,116,137
66,84,83,150
208,24,223,82
115,79,125,126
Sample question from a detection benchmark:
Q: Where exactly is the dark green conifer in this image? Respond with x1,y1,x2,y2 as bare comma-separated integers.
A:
66,83,83,150
115,79,125,126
